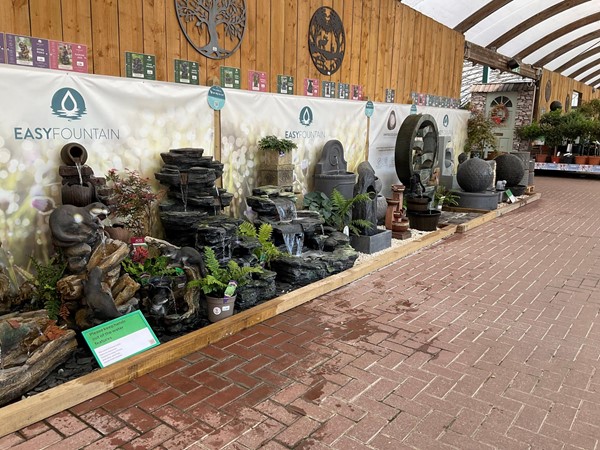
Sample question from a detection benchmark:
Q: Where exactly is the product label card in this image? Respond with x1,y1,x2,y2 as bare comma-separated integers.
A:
6,34,49,68
174,59,199,84
49,40,88,72
277,75,294,95
351,84,363,101
338,82,350,99
304,78,319,96
322,81,335,98
125,52,156,80
220,66,241,89
385,88,395,103
248,70,267,92
0,33,5,64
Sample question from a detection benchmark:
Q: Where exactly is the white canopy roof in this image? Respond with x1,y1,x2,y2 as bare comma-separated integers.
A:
402,0,600,87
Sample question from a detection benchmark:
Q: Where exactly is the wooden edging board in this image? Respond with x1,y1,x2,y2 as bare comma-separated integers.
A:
0,194,541,436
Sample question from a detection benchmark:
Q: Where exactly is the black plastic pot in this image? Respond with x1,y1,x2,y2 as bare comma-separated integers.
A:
407,209,441,231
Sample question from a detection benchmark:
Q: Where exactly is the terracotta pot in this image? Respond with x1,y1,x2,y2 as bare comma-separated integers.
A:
574,156,588,165
550,156,561,163
588,156,600,165
534,154,548,163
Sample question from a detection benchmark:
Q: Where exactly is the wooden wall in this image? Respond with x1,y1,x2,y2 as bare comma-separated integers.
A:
536,69,600,119
0,0,464,103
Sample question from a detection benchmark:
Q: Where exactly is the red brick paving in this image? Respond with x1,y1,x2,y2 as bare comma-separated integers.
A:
3,175,600,449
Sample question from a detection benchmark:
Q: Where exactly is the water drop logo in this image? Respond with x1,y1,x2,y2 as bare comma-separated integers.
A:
443,114,449,127
299,106,313,127
51,88,87,120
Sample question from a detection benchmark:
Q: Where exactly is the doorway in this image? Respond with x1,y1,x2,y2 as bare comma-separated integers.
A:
485,92,517,152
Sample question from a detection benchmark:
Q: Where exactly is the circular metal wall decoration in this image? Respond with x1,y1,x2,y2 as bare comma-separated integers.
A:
308,7,345,76
175,0,246,60
545,80,552,102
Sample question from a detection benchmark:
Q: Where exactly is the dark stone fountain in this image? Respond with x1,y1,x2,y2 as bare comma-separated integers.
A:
313,140,356,199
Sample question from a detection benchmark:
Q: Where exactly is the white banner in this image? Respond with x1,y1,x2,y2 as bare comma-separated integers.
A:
0,65,213,265
220,90,368,214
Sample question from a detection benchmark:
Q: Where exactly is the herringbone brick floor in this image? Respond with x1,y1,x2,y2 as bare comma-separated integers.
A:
2,174,600,449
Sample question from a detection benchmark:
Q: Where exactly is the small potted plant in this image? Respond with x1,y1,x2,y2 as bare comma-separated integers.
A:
105,168,161,239
516,122,546,162
258,135,297,166
433,186,459,211
238,222,282,267
187,247,263,322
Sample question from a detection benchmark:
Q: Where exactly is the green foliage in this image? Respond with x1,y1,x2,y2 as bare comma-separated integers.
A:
238,222,282,267
105,168,161,236
121,256,183,284
516,122,544,141
465,110,498,154
187,247,263,296
30,257,67,320
257,135,297,153
434,186,459,208
304,189,373,236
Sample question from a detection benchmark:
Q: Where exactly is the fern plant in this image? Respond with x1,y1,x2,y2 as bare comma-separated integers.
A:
305,189,373,236
238,222,283,267
30,257,67,320
121,256,183,285
187,247,263,297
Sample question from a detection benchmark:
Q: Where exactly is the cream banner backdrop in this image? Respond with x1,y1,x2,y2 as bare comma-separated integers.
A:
220,90,368,215
0,65,213,267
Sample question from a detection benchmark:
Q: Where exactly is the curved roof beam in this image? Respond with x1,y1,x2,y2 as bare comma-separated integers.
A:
555,46,600,73
568,58,600,79
533,29,600,67
588,75,600,87
516,13,600,60
454,0,514,34
580,67,600,83
487,0,591,50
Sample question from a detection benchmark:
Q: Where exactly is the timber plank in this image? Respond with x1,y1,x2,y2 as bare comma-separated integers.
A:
143,0,167,81
90,0,120,76
30,0,63,40
118,0,143,77
61,0,94,72
0,0,30,35
270,0,285,93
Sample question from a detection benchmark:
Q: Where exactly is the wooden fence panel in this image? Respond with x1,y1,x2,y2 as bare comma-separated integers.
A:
0,0,470,102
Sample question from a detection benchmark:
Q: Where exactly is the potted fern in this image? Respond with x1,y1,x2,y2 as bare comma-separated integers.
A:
188,247,263,322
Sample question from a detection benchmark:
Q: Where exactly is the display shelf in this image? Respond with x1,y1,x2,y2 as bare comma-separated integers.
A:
534,162,600,174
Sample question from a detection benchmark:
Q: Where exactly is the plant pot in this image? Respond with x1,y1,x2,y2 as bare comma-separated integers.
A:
574,156,588,165
534,154,547,163
263,150,292,167
550,156,561,163
407,210,441,231
588,156,600,165
206,294,236,322
406,196,431,212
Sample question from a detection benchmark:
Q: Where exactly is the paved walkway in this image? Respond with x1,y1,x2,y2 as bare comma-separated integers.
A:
3,174,600,450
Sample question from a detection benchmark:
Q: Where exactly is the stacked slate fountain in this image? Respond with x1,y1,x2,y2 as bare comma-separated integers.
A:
245,185,358,289
155,148,239,260
155,148,275,310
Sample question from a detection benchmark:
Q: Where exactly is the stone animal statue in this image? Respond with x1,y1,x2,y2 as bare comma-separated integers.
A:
49,202,108,248
164,246,207,277
83,267,122,322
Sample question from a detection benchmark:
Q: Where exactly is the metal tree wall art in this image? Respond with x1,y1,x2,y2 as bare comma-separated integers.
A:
176,0,246,59
308,7,345,76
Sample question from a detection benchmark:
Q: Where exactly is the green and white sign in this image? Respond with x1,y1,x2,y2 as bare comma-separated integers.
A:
220,66,240,89
82,310,159,368
277,75,294,95
365,100,374,117
174,59,199,85
125,52,156,80
208,85,226,110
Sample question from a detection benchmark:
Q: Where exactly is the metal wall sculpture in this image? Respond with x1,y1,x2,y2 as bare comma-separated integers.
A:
175,0,246,60
308,7,346,76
